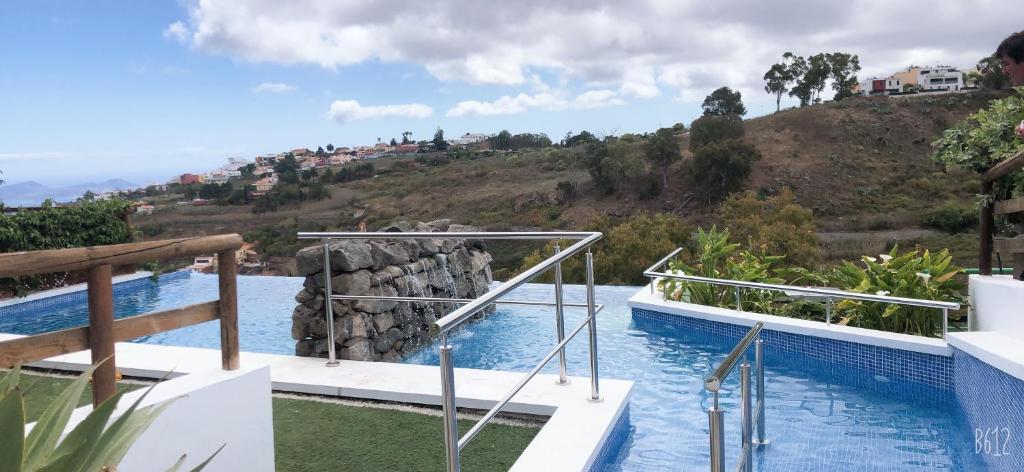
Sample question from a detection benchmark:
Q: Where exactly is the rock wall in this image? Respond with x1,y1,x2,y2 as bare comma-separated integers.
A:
291,220,493,361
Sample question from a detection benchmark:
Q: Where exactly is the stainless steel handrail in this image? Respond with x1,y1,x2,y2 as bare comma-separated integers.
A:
705,322,763,393
706,323,767,472
643,247,959,338
301,230,604,472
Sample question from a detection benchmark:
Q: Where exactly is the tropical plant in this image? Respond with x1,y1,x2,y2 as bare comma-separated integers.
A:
719,188,821,268
658,227,785,313
0,364,221,471
829,247,965,337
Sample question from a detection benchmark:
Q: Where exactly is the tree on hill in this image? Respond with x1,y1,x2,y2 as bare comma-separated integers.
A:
316,146,325,157
689,114,744,152
390,137,398,146
763,52,802,112
491,130,512,150
689,139,761,203
975,55,1011,90
563,130,599,147
326,143,334,152
643,127,682,190
790,53,830,106
702,87,747,116
432,128,449,151
827,52,861,101
274,153,300,184
402,131,413,144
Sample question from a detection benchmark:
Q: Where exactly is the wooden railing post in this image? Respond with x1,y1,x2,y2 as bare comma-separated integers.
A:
217,250,240,370
87,264,116,406
980,179,994,276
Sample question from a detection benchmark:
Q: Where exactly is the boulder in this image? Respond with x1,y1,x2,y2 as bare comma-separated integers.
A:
370,242,410,270
372,312,395,333
417,239,440,257
354,284,398,313
370,266,404,286
329,241,374,272
349,313,371,339
380,220,413,232
331,270,372,295
341,338,373,361
465,250,493,273
374,328,403,353
294,289,317,304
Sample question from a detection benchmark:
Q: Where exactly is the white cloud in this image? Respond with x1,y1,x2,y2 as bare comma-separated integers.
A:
327,100,433,123
168,1,1017,101
251,82,296,94
162,21,189,43
574,90,626,109
446,90,624,117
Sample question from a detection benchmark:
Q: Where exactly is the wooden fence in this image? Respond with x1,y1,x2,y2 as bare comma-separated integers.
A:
0,235,242,406
979,150,1024,277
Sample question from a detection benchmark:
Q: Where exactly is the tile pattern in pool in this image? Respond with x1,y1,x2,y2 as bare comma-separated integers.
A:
632,307,953,390
952,347,1024,472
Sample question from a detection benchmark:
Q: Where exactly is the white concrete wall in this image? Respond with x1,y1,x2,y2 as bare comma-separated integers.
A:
968,275,1024,339
61,366,275,472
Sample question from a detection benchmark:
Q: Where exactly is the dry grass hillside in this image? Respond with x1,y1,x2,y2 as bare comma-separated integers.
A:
135,90,1007,272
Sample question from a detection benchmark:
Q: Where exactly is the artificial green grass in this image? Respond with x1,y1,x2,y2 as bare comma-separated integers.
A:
16,371,144,422
273,397,538,472
14,371,540,471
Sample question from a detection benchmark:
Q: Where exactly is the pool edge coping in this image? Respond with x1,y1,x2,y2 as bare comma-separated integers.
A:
0,271,155,308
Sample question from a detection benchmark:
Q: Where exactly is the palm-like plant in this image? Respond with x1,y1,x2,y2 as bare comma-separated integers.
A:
0,364,221,472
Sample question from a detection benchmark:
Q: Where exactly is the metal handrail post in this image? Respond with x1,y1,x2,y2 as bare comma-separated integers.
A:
825,297,832,325
735,286,742,312
942,307,949,339
708,393,725,472
585,250,601,401
740,362,753,472
754,339,767,446
323,242,339,367
553,244,569,385
439,338,461,472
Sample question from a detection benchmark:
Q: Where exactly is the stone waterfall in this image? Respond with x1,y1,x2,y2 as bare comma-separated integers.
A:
290,220,494,361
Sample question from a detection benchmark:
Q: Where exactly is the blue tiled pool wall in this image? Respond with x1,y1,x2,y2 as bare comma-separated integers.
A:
953,348,1024,472
588,405,632,471
632,307,953,392
0,270,190,319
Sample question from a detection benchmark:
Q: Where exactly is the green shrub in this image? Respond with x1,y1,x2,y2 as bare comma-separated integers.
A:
921,203,979,233
719,188,821,268
689,114,744,152
689,139,761,202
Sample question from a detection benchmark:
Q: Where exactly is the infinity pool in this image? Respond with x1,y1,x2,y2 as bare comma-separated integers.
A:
0,272,986,470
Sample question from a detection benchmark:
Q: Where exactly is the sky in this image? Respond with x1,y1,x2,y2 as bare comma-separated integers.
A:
0,0,1019,187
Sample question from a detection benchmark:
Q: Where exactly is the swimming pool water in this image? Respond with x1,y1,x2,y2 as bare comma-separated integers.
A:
403,284,987,472
0,272,303,355
0,273,986,470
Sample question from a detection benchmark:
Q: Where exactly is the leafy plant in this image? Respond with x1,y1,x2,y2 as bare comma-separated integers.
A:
830,247,965,337
932,87,1024,199
0,364,223,471
659,227,785,313
921,203,979,233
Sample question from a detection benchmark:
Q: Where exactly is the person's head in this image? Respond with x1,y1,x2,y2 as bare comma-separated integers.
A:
996,31,1024,86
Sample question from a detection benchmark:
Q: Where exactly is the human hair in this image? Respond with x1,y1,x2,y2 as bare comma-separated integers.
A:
996,31,1024,64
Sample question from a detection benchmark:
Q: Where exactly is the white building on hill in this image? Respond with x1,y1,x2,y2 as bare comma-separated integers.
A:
918,66,964,92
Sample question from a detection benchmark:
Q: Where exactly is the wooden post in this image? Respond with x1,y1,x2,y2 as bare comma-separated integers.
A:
217,250,240,370
979,179,994,276
87,264,116,406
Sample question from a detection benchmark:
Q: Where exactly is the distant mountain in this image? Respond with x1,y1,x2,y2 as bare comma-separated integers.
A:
0,179,137,206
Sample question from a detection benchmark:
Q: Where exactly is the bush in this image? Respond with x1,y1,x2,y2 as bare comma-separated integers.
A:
719,188,821,268
689,139,761,202
689,114,744,152
921,203,979,233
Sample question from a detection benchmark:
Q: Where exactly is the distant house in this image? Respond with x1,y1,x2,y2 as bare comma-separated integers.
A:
292,148,311,156
206,172,230,184
179,173,204,185
191,198,211,206
135,204,155,215
254,176,277,193
392,144,419,154
329,155,352,166
918,66,964,92
448,133,492,146
859,76,902,96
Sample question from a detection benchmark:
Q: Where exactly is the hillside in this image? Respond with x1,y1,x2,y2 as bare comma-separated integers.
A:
133,91,1007,274
0,179,137,206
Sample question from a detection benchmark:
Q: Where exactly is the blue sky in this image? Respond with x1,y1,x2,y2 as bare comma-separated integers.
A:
0,0,1015,187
